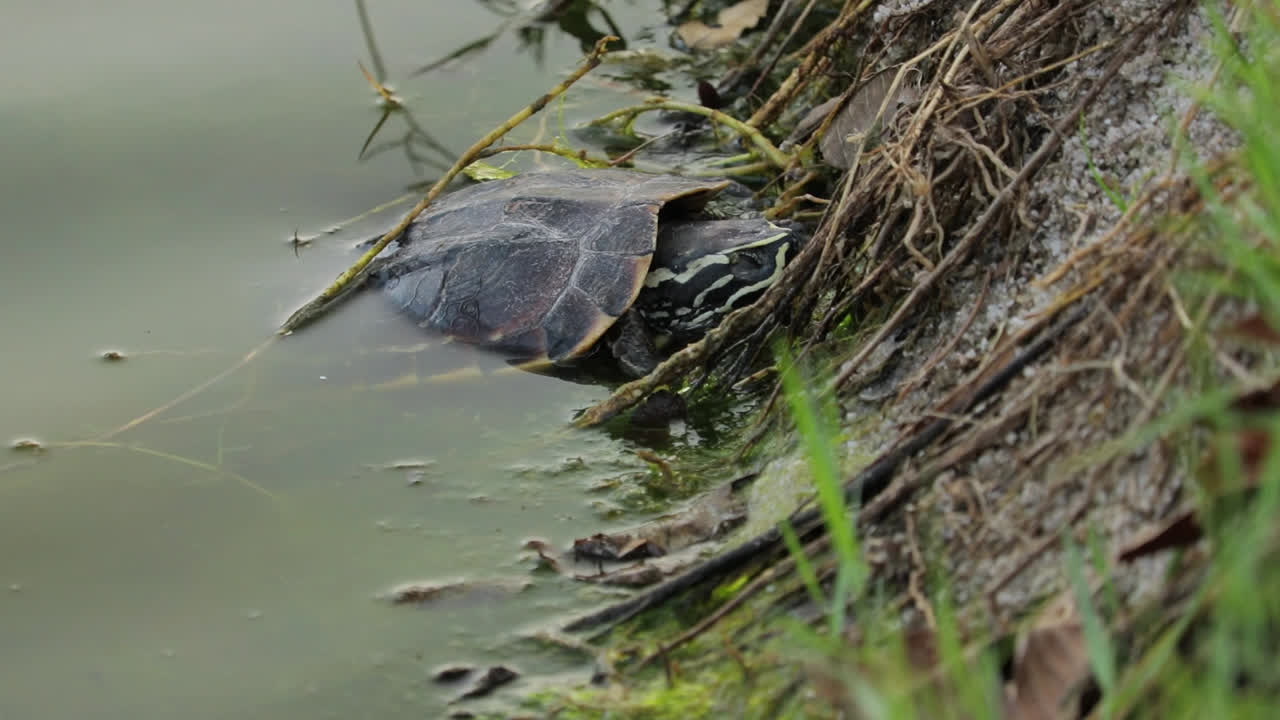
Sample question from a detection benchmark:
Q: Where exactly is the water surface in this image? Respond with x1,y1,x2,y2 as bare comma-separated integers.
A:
0,2,678,717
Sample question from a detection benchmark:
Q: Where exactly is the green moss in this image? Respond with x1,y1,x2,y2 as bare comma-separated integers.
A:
518,337,892,717
521,632,810,719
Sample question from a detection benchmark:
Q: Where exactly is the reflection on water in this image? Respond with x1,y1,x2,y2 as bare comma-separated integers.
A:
0,1,673,717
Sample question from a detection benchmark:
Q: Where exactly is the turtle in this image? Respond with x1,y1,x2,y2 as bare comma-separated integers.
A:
368,169,797,377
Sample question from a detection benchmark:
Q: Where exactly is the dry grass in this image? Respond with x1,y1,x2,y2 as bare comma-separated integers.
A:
543,0,1269,717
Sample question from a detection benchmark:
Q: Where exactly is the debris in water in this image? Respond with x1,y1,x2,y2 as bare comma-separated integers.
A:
630,389,686,427
432,664,476,684
455,665,519,701
697,80,725,109
10,438,43,453
578,562,665,587
522,538,565,575
675,0,767,50
367,458,437,471
366,458,438,487
572,532,666,563
383,577,531,607
573,482,746,563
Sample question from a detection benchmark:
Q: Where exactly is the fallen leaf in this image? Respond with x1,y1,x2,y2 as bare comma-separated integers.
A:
1117,507,1202,563
1003,593,1090,720
617,535,664,560
789,96,842,145
383,577,531,607
1186,377,1280,504
10,438,44,453
432,664,476,683
1228,378,1280,413
820,71,916,168
455,665,519,701
676,0,768,51
718,0,769,30
523,537,566,574
808,625,941,715
1199,427,1271,495
697,80,726,109
571,482,746,563
529,480,750,587
573,532,666,562
367,458,437,471
900,625,942,671
1223,313,1280,346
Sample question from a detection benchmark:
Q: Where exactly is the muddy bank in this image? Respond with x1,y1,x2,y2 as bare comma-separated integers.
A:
421,0,1246,717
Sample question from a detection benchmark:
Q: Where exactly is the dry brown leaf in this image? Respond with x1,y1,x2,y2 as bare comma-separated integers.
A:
901,625,943,671
383,577,531,606
790,96,842,143
455,665,519,701
1003,593,1090,720
1228,376,1280,414
808,626,947,716
525,482,749,587
1188,377,1280,498
432,664,476,683
676,0,768,51
562,484,747,587
1117,507,1203,563
1224,313,1280,346
718,0,768,28
1199,427,1271,496
523,537,566,574
572,532,666,562
807,662,856,716
820,71,916,168
571,482,746,562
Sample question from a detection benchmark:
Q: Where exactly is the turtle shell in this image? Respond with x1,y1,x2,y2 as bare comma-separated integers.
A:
372,170,729,363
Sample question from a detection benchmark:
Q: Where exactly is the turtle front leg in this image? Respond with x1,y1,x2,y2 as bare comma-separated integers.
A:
608,310,662,379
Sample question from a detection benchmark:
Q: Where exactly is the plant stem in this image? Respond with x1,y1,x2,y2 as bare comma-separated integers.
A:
590,99,792,169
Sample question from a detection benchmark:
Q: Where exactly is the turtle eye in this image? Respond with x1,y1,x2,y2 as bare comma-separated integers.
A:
731,252,764,280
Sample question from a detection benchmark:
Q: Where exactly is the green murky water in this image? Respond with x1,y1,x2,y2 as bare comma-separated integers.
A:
0,2,680,717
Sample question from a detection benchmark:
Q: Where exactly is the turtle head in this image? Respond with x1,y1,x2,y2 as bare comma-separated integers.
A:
635,218,798,343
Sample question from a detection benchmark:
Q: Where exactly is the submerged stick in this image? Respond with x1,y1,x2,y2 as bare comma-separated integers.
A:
279,35,618,335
